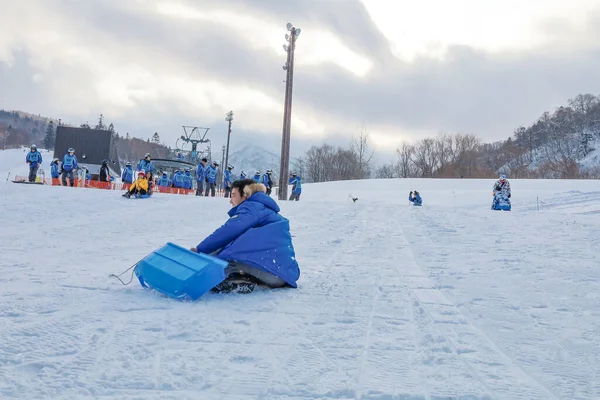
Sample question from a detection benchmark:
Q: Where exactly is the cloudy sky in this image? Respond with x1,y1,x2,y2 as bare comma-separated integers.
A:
1,0,600,160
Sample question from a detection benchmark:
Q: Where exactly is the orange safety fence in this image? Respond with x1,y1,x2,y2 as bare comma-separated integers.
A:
12,176,226,198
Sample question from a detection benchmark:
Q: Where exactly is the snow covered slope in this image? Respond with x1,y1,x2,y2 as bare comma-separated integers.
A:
0,158,599,399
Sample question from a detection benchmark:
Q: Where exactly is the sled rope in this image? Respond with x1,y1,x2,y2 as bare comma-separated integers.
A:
108,259,141,285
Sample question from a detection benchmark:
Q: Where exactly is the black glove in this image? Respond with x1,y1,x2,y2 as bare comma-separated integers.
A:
508,194,511,198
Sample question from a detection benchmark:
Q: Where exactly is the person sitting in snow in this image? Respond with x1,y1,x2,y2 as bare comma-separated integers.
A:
491,174,511,210
409,190,422,206
190,178,300,293
146,171,154,194
493,174,511,198
122,170,149,198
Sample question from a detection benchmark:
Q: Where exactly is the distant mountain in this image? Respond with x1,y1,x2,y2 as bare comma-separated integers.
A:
226,143,302,181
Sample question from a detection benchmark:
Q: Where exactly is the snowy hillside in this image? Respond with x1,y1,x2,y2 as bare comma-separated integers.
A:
227,143,299,179
501,138,600,178
1,147,599,399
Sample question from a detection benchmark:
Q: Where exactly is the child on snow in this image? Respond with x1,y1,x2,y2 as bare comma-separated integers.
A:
122,170,149,198
409,190,422,206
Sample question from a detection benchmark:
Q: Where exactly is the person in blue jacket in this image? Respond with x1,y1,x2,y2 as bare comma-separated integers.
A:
157,172,170,188
409,190,422,206
262,169,273,196
289,172,302,201
121,162,134,186
195,158,208,196
25,144,42,182
183,168,193,190
252,170,261,183
223,164,233,198
204,161,219,197
50,157,60,185
137,153,154,174
171,169,185,190
61,147,79,187
190,179,300,293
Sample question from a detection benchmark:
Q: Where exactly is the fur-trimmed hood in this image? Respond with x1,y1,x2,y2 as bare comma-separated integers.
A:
243,182,267,198
228,183,279,216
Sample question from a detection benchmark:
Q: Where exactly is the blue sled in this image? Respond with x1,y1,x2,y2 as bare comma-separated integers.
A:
491,193,511,211
134,193,152,198
134,242,228,300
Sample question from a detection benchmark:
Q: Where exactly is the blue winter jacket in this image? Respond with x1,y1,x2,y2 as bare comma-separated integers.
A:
137,159,154,173
409,193,422,206
26,151,42,168
62,154,78,171
196,164,206,182
223,170,232,187
172,171,185,188
261,173,270,188
157,174,170,187
195,191,300,287
252,174,261,183
121,166,133,183
183,171,193,189
50,162,60,178
207,165,218,184
289,176,302,194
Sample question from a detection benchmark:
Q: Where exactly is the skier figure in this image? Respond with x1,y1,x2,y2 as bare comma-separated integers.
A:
61,147,79,187
252,170,261,183
491,174,511,211
409,190,422,206
25,144,42,182
122,170,149,198
190,179,300,293
223,164,234,198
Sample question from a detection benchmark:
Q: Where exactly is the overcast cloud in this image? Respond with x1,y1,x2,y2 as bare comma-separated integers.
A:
1,0,600,160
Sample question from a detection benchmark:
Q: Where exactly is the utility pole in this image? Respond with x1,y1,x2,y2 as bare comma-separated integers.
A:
224,111,233,170
220,145,225,190
278,23,301,200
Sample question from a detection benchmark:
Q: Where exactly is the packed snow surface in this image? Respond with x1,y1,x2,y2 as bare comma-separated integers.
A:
0,148,599,400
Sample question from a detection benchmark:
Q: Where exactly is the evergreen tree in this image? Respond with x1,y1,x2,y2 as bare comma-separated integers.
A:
152,132,160,144
95,114,105,130
108,122,115,134
43,121,55,150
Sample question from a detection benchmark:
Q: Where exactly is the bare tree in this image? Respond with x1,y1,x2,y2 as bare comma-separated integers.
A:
350,125,374,179
396,142,414,178
375,163,397,179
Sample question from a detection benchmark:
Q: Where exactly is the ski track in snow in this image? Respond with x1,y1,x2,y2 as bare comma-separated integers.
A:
1,149,599,400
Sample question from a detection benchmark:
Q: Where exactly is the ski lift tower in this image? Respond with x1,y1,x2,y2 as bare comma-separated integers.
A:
176,126,210,164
